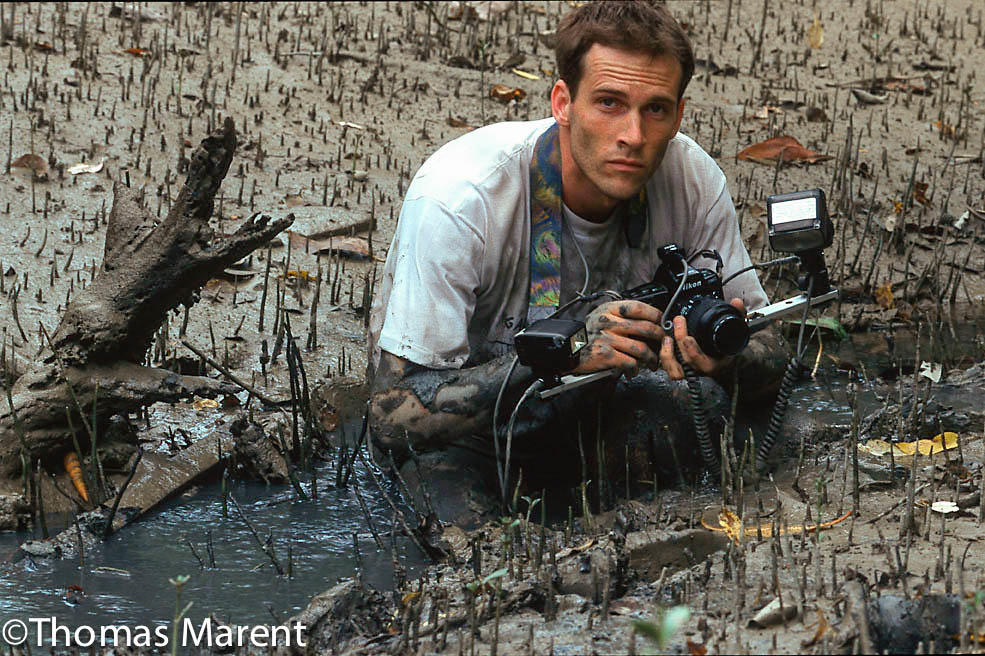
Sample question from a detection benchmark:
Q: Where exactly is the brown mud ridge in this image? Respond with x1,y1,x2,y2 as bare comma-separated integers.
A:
0,1,985,654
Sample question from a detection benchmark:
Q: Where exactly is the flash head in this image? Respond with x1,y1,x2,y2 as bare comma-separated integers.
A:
514,319,588,384
766,188,833,253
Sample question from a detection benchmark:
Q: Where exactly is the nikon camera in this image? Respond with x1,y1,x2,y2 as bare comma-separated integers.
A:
620,244,748,359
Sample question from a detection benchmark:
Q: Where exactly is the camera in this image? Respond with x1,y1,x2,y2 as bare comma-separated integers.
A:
620,244,748,359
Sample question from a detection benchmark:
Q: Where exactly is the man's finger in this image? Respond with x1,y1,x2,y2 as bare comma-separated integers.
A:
673,316,716,374
595,315,666,342
601,299,663,324
729,297,746,316
659,336,684,379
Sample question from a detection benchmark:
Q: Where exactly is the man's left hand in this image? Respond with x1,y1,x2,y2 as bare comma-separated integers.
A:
659,298,745,379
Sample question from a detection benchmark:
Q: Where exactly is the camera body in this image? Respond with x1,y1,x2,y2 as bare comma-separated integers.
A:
621,244,749,359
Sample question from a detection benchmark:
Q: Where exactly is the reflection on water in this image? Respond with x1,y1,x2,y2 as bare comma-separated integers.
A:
0,456,420,630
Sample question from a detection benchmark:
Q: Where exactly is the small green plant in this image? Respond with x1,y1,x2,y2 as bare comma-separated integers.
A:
632,605,691,654
169,574,193,656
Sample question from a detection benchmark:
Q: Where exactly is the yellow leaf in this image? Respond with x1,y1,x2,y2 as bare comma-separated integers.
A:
511,68,540,81
858,439,892,457
192,398,219,411
719,508,743,544
859,433,960,461
402,591,420,606
807,14,824,49
933,432,958,451
874,281,894,309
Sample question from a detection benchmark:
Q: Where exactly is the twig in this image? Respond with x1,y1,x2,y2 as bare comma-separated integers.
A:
102,448,143,538
181,338,283,406
229,492,285,575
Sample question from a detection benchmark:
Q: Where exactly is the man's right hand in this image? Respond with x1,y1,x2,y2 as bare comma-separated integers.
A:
571,300,666,377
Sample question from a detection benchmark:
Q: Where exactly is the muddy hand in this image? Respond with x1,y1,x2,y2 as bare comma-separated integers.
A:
572,300,665,377
660,298,746,379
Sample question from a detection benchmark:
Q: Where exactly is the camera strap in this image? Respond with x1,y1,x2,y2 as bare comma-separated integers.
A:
527,122,648,323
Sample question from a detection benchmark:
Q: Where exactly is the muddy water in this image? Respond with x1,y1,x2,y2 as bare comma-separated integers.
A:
0,459,422,632
0,317,982,632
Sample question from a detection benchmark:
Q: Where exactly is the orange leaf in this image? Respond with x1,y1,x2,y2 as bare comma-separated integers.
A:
737,136,831,166
124,47,151,57
64,452,90,503
489,84,526,104
687,639,708,655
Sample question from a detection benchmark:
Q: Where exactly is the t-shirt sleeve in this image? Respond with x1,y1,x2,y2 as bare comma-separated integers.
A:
695,181,769,312
376,195,485,369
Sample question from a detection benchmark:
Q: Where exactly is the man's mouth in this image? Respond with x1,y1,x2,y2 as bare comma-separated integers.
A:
607,159,645,171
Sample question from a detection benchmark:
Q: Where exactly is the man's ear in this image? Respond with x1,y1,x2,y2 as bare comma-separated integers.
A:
551,80,572,126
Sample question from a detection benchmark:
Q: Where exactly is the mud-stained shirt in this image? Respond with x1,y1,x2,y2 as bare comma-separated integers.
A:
368,118,768,371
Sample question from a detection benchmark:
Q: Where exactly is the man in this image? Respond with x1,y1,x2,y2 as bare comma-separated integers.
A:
367,2,787,525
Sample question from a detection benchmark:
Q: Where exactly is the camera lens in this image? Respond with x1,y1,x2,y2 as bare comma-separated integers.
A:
684,297,750,358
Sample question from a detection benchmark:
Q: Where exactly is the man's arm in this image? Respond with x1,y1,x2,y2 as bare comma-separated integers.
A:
369,299,673,456
368,350,536,458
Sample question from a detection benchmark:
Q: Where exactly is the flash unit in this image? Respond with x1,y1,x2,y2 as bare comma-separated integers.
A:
514,318,587,384
766,188,833,253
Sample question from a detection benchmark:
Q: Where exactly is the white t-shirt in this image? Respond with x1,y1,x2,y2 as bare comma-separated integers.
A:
369,118,768,371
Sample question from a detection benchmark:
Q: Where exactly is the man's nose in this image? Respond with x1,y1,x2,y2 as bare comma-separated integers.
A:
618,112,646,149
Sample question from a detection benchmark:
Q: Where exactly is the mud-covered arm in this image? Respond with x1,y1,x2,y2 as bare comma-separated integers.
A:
368,350,537,458
713,324,791,405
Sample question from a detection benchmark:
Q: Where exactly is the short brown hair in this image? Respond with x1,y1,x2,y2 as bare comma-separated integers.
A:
555,1,694,102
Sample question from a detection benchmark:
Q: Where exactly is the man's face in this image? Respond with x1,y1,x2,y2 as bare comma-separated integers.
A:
552,44,685,221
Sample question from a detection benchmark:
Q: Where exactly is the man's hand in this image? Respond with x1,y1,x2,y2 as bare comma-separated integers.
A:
660,297,746,379
572,300,666,377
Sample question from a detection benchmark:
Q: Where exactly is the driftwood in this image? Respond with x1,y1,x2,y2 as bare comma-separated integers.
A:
0,117,293,479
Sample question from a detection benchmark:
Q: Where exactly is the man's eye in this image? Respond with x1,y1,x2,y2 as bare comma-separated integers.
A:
648,104,667,115
599,97,617,108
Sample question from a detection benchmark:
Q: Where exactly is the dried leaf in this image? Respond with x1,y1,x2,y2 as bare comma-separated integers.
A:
446,116,474,130
718,508,743,544
913,181,930,205
918,361,942,383
555,537,597,560
687,639,708,655
749,597,798,628
737,136,830,166
64,452,90,503
874,281,894,309
511,68,540,81
11,153,48,175
801,609,830,647
858,433,959,460
851,88,887,105
754,105,783,120
806,14,824,49
67,157,106,175
123,47,152,57
931,501,959,514
289,231,371,259
402,591,420,606
335,121,365,131
192,398,220,412
933,120,957,140
489,84,526,104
